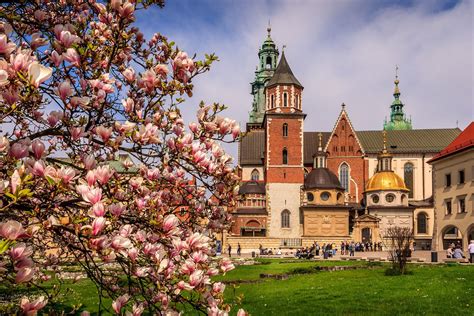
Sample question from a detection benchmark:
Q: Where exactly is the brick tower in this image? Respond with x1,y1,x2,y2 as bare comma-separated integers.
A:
264,51,306,239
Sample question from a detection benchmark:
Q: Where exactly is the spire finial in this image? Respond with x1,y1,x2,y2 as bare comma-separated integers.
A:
282,44,286,52
382,130,388,153
318,132,323,150
394,65,400,96
267,20,271,37
341,102,346,109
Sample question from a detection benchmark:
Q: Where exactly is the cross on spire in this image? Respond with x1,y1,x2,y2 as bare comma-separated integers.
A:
267,20,271,37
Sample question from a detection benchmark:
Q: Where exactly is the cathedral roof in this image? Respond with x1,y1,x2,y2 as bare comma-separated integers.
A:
239,128,461,166
238,181,266,195
304,168,344,190
266,51,303,88
428,122,474,163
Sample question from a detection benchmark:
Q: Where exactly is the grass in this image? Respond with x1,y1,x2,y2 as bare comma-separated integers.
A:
1,259,473,315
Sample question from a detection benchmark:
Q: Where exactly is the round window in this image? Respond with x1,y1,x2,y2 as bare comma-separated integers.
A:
386,194,395,203
371,195,379,203
307,192,314,202
320,192,330,201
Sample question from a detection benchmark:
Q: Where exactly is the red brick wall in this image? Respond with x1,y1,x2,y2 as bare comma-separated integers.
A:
326,112,367,202
266,116,304,183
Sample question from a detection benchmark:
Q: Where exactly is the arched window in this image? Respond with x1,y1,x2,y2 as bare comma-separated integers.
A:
283,93,288,107
404,162,414,198
271,95,274,109
251,169,259,181
265,56,272,69
417,213,427,234
282,123,288,137
339,163,349,192
282,148,288,165
281,210,290,228
295,95,298,108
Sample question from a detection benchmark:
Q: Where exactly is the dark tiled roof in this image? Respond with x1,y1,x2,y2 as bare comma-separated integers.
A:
357,128,461,154
233,208,268,215
266,52,303,88
238,181,266,195
304,132,331,164
304,168,343,190
239,128,461,165
239,130,265,165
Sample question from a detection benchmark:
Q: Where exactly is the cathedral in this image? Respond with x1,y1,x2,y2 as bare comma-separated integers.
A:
228,28,461,251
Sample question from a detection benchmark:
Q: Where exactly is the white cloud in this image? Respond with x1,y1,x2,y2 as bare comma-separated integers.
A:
138,0,473,159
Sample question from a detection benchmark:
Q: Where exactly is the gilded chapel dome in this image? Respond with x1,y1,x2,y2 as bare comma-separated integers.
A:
365,171,409,192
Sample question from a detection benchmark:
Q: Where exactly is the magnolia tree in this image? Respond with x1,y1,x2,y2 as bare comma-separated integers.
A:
0,1,243,314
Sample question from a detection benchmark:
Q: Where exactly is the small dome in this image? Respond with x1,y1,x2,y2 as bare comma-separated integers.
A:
365,171,409,192
304,168,343,190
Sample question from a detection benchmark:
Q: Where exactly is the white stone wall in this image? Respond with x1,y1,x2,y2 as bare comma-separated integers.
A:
266,183,302,238
241,166,264,181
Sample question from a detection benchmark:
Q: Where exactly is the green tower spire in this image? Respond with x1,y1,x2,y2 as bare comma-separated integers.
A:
383,66,412,131
248,25,279,126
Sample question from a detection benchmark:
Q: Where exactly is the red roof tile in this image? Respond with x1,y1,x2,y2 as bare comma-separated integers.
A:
428,122,474,163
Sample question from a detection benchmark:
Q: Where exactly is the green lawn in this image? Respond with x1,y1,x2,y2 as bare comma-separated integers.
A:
2,260,473,315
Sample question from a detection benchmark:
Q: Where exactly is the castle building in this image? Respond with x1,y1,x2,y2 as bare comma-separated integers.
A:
428,122,474,251
229,30,462,251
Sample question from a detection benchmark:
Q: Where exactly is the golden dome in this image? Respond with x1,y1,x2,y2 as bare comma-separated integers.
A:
365,171,409,192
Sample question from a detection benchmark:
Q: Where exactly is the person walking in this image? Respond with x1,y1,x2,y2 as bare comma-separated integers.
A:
468,240,474,263
228,244,232,257
237,243,241,256
349,242,355,256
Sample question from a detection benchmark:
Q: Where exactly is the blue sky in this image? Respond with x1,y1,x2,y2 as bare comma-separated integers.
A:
136,0,472,158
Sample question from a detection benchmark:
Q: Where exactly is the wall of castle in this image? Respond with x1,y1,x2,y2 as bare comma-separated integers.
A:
266,183,302,238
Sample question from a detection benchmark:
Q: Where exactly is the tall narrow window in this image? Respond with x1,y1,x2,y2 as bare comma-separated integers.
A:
281,210,290,228
417,213,427,234
459,170,465,184
271,95,274,109
282,148,288,165
404,162,414,198
283,93,288,107
339,163,349,192
251,169,259,181
282,123,288,137
295,95,298,108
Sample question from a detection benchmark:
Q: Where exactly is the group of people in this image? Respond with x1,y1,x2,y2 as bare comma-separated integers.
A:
445,240,474,263
294,240,384,259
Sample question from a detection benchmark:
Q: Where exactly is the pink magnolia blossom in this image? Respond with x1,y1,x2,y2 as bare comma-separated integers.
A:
219,258,235,274
20,296,48,316
112,294,130,314
0,69,9,86
59,30,80,47
92,217,106,236
162,214,179,234
57,80,73,100
28,62,52,87
50,50,63,67
237,309,247,316
69,126,85,140
63,48,80,66
31,139,45,160
111,235,132,251
81,187,102,205
57,166,76,184
10,170,21,194
10,243,33,261
31,160,46,177
15,267,34,283
172,51,195,83
0,34,16,56
91,202,106,217
122,67,136,82
95,126,113,143
10,142,29,159
30,33,48,49
83,154,96,170
0,136,9,152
